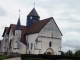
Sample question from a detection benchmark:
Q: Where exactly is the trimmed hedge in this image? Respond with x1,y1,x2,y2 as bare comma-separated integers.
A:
21,54,80,60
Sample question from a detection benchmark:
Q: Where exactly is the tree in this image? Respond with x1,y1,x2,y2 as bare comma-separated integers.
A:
75,50,80,57
60,51,65,56
65,50,73,56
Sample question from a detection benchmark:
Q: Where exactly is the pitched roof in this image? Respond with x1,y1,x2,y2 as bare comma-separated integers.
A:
4,17,62,45
2,27,9,37
26,17,53,34
27,8,40,17
15,18,21,30
8,24,27,45
20,26,27,45
26,17,63,36
8,24,16,35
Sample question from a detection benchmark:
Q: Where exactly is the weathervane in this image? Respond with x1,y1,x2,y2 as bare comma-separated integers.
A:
19,10,20,18
34,3,35,8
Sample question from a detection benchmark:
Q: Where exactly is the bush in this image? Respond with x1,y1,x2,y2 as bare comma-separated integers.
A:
0,55,13,59
21,54,80,60
23,58,50,60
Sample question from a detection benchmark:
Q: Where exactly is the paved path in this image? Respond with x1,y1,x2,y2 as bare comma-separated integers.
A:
4,57,21,60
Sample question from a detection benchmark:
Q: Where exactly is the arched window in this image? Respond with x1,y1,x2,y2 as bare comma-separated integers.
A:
49,41,52,47
9,40,12,48
31,43,33,50
27,43,29,49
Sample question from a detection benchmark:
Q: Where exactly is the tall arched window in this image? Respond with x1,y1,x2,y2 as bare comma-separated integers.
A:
27,43,29,49
31,43,33,50
49,41,52,47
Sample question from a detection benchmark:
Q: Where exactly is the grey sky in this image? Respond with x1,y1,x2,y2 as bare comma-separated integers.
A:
0,0,80,52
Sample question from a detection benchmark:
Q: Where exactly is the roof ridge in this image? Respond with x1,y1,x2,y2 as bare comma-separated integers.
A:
10,24,27,27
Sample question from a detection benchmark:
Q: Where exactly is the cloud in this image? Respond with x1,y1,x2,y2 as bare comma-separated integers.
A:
62,39,80,52
61,46,75,52
0,6,7,16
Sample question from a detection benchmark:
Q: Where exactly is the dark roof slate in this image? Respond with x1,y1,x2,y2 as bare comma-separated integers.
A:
26,17,53,35
15,18,21,30
27,8,39,17
2,27,9,37
26,17,63,36
8,24,27,45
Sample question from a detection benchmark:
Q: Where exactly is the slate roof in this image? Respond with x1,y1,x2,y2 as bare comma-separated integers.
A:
2,27,9,37
2,17,62,45
26,17,53,35
27,8,40,17
26,17,63,36
7,24,27,45
15,18,21,30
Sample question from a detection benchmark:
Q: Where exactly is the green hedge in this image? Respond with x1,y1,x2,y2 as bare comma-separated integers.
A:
21,54,80,60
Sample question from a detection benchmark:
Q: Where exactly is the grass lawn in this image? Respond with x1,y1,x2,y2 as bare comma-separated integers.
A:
0,55,12,60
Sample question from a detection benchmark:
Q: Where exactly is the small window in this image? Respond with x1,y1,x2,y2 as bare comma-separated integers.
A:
30,16,32,19
31,43,33,50
4,47,6,49
27,43,29,49
9,40,12,48
49,41,52,47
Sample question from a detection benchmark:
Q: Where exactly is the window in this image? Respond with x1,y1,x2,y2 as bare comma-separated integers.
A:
9,40,12,48
30,16,32,19
31,43,33,50
49,41,52,47
27,43,29,49
4,47,6,49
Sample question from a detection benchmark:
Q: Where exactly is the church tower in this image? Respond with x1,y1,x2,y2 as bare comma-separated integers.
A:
14,10,21,54
27,8,40,27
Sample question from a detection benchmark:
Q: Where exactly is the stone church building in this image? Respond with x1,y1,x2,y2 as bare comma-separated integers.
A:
1,7,63,55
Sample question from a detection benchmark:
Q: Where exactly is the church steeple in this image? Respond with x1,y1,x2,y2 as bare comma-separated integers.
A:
15,10,21,30
27,8,40,17
27,7,40,27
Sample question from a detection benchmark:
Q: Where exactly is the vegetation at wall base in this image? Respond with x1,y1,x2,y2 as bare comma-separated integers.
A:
21,54,80,60
0,55,13,60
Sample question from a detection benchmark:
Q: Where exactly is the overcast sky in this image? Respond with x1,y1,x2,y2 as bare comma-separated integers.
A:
0,0,80,52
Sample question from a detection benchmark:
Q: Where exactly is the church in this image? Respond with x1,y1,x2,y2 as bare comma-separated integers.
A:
1,7,63,56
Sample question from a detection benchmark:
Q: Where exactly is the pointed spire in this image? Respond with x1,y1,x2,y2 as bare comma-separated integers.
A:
19,10,20,18
15,10,21,30
27,7,40,17
34,3,35,8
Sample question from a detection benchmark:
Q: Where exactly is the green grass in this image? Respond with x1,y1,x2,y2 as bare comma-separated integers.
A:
0,55,13,60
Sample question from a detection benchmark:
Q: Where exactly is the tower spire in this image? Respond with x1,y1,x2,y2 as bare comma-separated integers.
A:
19,10,20,19
15,10,21,30
34,3,35,8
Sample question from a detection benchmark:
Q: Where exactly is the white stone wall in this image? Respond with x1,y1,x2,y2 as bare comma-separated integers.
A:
8,29,14,54
19,42,26,54
26,33,39,54
26,19,62,55
1,32,9,53
13,30,21,53
39,19,62,38
38,19,62,55
39,37,61,55
13,30,26,54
